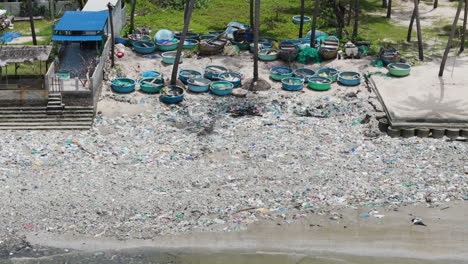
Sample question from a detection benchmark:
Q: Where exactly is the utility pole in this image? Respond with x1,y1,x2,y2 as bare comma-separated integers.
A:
414,0,424,61
170,0,195,85
107,3,115,67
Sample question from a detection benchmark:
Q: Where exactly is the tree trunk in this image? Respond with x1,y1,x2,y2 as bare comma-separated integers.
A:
170,0,195,85
347,0,353,26
335,1,345,39
250,0,254,27
253,0,260,81
386,0,392,18
382,0,387,8
129,0,137,34
77,0,83,9
107,3,115,67
407,8,416,42
352,0,359,39
414,0,424,60
299,0,305,38
439,0,464,76
28,0,37,45
310,0,319,46
460,0,467,52
433,0,438,9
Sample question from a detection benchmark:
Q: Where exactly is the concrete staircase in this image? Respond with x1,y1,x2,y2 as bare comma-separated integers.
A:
0,105,94,130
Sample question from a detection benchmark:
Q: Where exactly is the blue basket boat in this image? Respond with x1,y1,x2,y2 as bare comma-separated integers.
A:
218,72,243,88
270,66,293,81
179,69,202,84
204,65,228,80
160,85,184,104
174,32,200,40
292,15,311,24
132,41,156,54
250,42,272,52
111,78,136,93
210,81,234,96
259,49,279,61
139,77,164,93
156,41,179,51
338,71,361,86
282,77,304,91
293,68,316,82
187,78,211,93
200,34,218,40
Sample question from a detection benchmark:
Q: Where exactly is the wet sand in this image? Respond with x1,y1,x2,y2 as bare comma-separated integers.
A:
6,201,467,263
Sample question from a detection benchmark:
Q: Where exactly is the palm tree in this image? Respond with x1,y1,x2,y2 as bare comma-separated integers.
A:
28,0,37,45
170,0,195,85
439,0,464,76
310,0,319,46
129,0,137,34
298,0,305,38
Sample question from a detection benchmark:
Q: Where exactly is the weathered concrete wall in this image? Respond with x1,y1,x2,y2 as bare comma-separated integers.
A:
62,91,93,106
0,89,48,106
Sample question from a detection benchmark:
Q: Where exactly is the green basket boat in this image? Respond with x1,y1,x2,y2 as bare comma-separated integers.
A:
387,63,411,77
307,76,332,91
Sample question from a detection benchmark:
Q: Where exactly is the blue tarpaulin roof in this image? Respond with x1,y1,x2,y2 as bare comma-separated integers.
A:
52,35,103,41
54,11,108,31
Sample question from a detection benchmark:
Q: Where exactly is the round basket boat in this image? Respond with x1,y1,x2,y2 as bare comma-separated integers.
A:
160,85,185,104
316,67,339,82
183,39,199,49
111,78,136,93
139,71,162,78
293,68,316,82
187,77,211,93
204,65,228,80
178,69,202,84
259,49,279,61
139,77,164,93
292,15,311,24
338,71,362,86
156,41,179,51
282,77,304,91
132,41,156,54
210,81,234,96
270,66,293,81
307,76,332,91
218,72,243,88
162,51,184,64
387,63,411,77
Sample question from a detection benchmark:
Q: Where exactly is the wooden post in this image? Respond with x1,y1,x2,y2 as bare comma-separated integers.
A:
352,0,359,39
76,0,83,10
129,0,137,34
253,0,260,81
28,0,37,45
386,0,392,18
107,3,115,68
170,0,195,85
299,0,305,38
250,0,254,27
382,0,387,8
310,0,319,46
433,0,438,9
439,0,464,76
414,0,424,60
460,0,467,52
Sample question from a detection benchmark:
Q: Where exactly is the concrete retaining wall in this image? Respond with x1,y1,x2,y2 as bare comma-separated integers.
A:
0,89,48,106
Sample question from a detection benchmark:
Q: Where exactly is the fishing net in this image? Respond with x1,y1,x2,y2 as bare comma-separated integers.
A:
371,59,384,68
296,46,321,64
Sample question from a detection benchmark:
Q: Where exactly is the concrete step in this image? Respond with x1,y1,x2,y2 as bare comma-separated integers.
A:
0,114,94,118
0,118,94,123
0,106,93,111
0,126,91,130
0,121,93,127
47,101,64,106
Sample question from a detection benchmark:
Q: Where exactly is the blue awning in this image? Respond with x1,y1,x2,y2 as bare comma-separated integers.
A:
54,11,108,31
52,35,103,41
